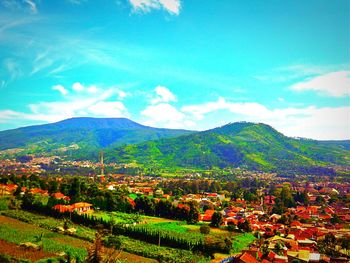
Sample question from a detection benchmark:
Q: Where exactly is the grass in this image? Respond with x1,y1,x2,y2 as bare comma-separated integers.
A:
231,233,256,254
1,210,209,263
93,210,176,225
146,222,188,233
0,211,158,262
0,215,88,261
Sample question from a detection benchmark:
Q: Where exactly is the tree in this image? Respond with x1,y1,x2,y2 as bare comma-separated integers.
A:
339,237,350,255
69,178,82,203
237,220,252,232
280,184,294,208
210,212,223,227
48,180,59,194
87,232,104,263
187,201,200,224
330,214,342,225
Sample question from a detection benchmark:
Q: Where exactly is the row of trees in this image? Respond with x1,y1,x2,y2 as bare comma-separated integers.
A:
134,196,200,224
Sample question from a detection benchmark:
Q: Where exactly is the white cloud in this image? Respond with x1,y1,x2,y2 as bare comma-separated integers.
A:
151,86,177,104
88,101,127,117
72,82,85,92
0,83,129,124
141,103,189,128
87,85,99,94
52,84,69,95
129,0,180,15
117,90,128,100
24,0,37,14
158,0,180,14
282,106,350,140
181,97,350,140
290,71,350,97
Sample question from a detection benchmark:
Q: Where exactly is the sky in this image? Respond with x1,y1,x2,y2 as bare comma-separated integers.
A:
0,0,349,140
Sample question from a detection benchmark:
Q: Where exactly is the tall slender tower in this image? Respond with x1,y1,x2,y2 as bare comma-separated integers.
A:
97,151,105,182
100,151,105,176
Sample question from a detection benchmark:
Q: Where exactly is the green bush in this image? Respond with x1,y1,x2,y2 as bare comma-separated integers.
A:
0,254,11,263
0,198,9,211
199,225,210,235
227,225,235,232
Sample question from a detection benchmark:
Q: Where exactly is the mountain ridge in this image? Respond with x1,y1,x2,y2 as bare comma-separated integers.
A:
107,121,350,173
0,118,349,174
0,117,194,152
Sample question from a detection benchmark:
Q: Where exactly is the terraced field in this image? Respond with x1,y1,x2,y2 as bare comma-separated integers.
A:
0,215,157,262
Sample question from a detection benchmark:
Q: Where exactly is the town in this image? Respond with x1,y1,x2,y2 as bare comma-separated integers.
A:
0,156,349,263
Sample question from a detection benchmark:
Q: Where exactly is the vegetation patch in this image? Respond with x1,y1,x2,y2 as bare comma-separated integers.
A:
231,233,256,254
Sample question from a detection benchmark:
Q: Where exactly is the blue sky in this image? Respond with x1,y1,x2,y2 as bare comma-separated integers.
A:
0,0,349,139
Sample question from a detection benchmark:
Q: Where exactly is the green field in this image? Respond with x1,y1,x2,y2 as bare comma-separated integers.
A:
0,215,88,262
1,210,210,263
231,233,256,253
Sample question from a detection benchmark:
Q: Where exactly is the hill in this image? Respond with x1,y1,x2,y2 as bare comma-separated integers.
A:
108,122,350,174
0,117,194,157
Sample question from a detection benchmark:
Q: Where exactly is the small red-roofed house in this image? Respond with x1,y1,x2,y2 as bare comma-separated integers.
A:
235,252,259,263
127,197,136,208
53,204,73,213
324,207,334,214
200,209,215,221
30,188,49,196
296,206,307,212
72,202,93,213
291,221,302,228
267,250,277,261
52,192,70,201
0,184,18,196
264,195,276,205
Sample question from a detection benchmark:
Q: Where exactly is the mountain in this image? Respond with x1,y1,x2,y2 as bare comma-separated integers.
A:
108,122,350,174
0,117,194,156
1,119,349,174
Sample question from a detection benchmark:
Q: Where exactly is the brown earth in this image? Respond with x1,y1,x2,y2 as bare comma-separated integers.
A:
0,239,56,261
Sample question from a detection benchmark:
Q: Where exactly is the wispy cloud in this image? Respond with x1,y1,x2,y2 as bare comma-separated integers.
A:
24,0,37,13
129,0,181,15
66,0,87,5
254,63,349,83
290,71,350,97
1,0,38,14
3,58,22,80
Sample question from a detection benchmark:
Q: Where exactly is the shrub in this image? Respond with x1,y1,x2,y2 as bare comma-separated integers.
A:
227,225,235,232
199,225,210,235
0,198,9,211
0,254,11,263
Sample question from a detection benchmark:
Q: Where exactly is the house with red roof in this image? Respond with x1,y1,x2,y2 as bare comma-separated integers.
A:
264,195,276,206
233,251,259,263
200,209,215,221
0,184,18,196
52,192,70,201
30,188,49,196
53,202,93,214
